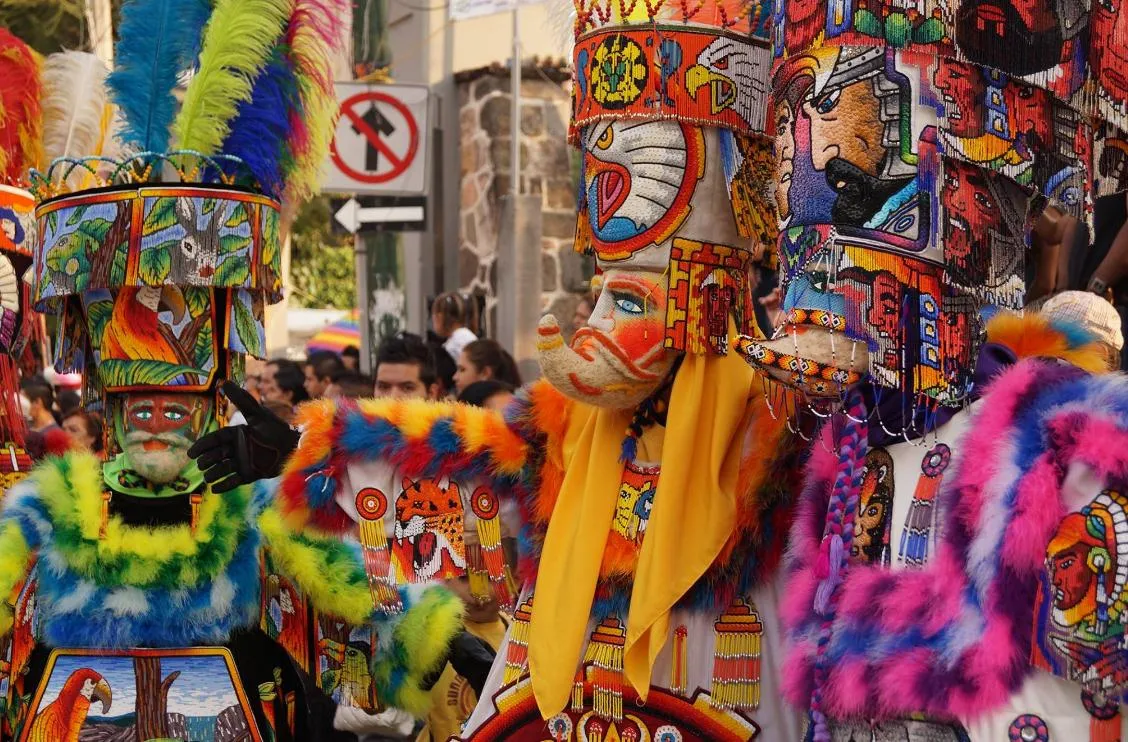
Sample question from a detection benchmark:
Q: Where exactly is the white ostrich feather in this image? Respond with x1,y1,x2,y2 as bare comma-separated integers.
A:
544,0,577,58
40,51,111,165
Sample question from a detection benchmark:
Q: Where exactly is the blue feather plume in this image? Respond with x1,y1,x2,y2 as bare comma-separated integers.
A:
218,50,299,198
108,0,213,153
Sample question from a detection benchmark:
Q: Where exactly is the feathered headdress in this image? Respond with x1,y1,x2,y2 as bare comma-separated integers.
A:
27,0,348,407
40,51,115,190
0,28,42,478
0,27,41,186
34,0,347,202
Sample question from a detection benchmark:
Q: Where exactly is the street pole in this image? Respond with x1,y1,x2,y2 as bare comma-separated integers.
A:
355,232,370,374
511,6,520,200
84,0,114,64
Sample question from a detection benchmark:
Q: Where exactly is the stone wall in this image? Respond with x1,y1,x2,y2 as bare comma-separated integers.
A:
455,61,591,334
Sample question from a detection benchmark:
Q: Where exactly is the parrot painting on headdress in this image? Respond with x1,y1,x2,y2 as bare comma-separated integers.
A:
102,285,192,366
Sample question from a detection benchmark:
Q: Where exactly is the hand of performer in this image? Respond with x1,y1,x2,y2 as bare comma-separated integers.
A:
422,629,497,697
188,380,300,492
332,703,414,736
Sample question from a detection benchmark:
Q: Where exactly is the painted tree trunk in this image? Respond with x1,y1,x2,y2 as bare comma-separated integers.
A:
133,656,180,741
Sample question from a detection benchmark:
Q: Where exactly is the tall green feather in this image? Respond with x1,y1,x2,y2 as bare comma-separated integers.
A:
172,0,293,156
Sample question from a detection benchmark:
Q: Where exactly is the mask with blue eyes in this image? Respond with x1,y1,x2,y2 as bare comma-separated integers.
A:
114,391,214,485
537,268,680,409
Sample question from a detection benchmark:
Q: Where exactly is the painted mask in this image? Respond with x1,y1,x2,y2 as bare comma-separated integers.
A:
541,117,764,408
116,391,213,484
549,0,777,409
538,269,678,408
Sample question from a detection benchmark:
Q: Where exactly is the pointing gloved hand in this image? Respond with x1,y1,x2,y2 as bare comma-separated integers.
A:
188,380,301,492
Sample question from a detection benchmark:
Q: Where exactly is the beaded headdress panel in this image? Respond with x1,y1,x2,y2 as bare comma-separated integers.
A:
742,0,1128,413
569,0,776,355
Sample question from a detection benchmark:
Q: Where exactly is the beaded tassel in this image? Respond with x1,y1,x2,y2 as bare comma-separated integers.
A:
582,617,626,721
503,597,534,685
99,491,112,539
571,665,585,713
259,670,281,737
1084,688,1122,742
3,443,30,475
1090,711,1121,742
189,493,203,536
285,690,297,735
354,488,402,614
897,443,950,567
471,485,516,609
466,544,493,603
710,599,763,710
670,624,688,696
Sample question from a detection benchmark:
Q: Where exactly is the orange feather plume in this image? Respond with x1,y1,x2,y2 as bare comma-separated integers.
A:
0,29,42,185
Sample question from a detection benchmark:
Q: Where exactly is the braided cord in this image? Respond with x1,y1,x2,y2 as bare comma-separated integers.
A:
808,390,869,741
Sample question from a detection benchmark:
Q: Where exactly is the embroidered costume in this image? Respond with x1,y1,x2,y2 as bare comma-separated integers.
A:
748,0,1128,737
269,374,795,740
0,5,463,741
194,0,802,738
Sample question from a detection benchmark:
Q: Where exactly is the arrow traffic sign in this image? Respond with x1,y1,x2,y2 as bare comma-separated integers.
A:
333,197,427,234
323,83,429,196
353,104,397,172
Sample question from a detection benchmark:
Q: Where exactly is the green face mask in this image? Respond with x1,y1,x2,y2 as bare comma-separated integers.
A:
109,391,216,489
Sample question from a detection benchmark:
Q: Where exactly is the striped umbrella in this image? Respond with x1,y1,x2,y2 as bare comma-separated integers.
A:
307,318,360,354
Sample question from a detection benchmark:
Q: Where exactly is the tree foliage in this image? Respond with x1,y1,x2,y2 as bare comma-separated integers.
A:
290,196,356,309
0,0,123,56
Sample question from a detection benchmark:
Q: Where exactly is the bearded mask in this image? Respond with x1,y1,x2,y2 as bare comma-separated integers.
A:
114,392,214,484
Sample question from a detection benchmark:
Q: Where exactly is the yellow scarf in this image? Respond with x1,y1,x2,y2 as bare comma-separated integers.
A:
528,346,754,717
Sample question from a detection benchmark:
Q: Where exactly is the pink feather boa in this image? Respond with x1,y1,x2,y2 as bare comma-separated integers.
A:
783,359,1128,722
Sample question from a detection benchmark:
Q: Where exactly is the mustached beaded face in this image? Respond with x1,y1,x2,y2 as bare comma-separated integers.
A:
538,268,678,408
117,391,213,484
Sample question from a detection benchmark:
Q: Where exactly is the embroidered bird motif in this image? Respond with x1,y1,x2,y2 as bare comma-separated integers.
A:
102,285,191,366
26,667,112,742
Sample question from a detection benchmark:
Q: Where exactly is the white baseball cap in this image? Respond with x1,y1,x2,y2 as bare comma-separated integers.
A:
1042,291,1124,351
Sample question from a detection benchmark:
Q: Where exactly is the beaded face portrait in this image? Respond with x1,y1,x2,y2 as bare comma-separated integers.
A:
1033,491,1128,706
745,45,1055,402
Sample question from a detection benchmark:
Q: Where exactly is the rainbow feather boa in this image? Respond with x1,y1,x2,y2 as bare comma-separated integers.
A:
279,380,799,615
0,452,462,717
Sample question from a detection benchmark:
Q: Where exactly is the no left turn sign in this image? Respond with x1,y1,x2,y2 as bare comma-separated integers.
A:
323,83,429,196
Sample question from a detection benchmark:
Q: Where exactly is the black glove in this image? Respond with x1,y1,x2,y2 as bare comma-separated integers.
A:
420,630,497,696
188,381,300,492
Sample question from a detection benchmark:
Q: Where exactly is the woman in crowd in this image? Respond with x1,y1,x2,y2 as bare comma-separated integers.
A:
431,292,478,364
456,379,516,412
61,409,103,458
571,295,594,336
452,339,521,394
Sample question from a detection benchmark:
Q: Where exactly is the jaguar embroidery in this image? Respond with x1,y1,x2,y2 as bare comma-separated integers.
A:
391,477,466,582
